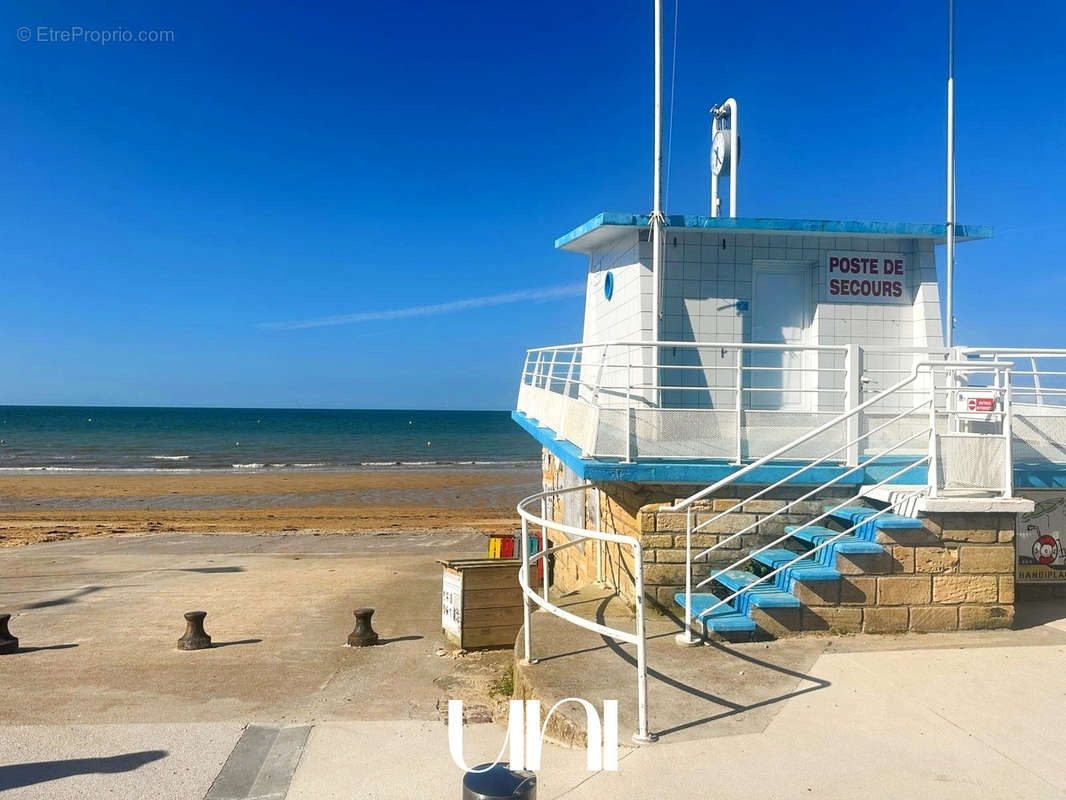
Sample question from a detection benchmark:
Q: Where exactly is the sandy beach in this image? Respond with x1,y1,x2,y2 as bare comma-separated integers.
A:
0,467,541,547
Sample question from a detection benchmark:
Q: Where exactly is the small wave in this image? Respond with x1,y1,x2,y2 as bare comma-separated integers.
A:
151,455,190,461
291,462,326,468
232,463,266,469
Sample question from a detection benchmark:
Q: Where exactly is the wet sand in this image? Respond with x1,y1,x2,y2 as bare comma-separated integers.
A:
0,468,542,547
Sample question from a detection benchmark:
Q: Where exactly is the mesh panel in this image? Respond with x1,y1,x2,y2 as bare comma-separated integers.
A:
937,434,1006,491
632,409,736,459
1013,410,1066,463
861,412,940,457
743,411,846,460
594,408,629,459
559,396,596,455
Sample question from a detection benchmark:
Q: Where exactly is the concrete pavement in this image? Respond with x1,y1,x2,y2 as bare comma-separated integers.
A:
1,532,1065,798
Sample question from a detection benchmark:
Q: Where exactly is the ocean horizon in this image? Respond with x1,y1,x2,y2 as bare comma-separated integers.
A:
0,406,540,473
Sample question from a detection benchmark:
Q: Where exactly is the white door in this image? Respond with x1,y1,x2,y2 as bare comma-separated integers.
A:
750,264,811,410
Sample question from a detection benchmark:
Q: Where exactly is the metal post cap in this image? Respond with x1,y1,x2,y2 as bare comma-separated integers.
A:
461,763,536,800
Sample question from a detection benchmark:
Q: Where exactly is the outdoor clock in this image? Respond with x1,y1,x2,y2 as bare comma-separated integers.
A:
711,128,731,177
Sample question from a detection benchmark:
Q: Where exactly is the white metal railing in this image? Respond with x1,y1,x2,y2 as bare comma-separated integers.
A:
963,348,1066,406
517,341,1066,466
516,484,657,743
667,359,1015,643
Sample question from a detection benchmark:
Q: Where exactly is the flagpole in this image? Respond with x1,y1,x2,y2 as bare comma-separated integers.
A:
945,0,956,347
651,0,663,347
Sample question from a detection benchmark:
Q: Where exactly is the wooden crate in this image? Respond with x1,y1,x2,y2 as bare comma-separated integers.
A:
439,558,541,650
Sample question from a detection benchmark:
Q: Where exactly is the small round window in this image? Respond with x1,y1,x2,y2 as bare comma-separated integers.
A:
604,271,615,301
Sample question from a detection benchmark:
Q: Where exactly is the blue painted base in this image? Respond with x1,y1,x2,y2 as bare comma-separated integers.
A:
512,411,1066,488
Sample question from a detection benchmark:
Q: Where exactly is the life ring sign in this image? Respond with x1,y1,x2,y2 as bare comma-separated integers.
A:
1018,496,1066,583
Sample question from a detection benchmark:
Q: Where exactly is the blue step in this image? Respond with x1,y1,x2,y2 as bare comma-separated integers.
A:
710,568,800,614
825,505,922,541
787,525,884,568
751,548,841,593
674,592,756,633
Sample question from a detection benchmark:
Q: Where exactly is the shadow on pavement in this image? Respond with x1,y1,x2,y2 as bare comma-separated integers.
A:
376,634,423,645
8,643,79,654
21,586,108,610
593,596,832,739
0,750,168,791
208,638,262,649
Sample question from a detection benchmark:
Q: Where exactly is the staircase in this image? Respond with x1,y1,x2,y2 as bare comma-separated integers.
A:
674,504,922,638
670,357,1016,643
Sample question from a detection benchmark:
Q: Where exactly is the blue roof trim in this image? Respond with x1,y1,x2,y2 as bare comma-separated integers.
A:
554,212,993,251
512,411,1066,488
511,411,925,485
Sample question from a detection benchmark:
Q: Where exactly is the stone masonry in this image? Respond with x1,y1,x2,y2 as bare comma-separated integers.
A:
541,450,1017,635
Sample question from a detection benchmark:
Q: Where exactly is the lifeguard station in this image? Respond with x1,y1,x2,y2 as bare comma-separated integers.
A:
509,64,1066,743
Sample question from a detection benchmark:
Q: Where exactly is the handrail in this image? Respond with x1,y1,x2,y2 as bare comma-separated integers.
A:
673,357,1014,643
694,484,926,622
666,360,994,512
693,455,929,607
689,399,933,540
516,484,656,743
691,416,933,562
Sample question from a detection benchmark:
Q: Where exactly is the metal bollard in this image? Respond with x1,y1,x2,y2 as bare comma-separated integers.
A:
462,764,536,800
177,611,212,650
0,614,18,655
347,607,379,647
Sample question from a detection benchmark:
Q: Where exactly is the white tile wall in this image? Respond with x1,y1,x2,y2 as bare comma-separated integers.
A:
578,230,946,409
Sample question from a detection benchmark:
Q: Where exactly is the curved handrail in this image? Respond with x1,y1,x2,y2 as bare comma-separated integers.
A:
515,484,656,743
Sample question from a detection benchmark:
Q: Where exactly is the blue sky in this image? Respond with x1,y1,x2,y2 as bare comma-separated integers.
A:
2,0,1063,409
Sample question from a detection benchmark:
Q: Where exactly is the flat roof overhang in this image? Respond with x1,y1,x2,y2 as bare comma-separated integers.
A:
556,212,993,254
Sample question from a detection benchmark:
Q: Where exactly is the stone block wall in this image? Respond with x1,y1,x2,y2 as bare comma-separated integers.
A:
540,450,1018,635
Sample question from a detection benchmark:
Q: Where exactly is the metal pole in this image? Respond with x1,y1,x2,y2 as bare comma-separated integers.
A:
945,0,956,347
710,114,719,217
734,349,743,465
540,498,550,605
845,344,861,466
1002,368,1014,498
520,516,535,665
631,542,657,743
927,371,939,498
625,347,634,462
594,485,603,583
651,0,664,405
726,98,738,218
675,506,699,646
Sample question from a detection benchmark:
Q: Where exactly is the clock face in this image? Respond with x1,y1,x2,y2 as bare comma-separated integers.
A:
711,130,727,176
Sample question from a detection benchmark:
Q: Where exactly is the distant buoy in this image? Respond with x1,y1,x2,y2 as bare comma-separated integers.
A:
235,441,240,446
408,420,413,425
426,441,432,446
87,418,93,423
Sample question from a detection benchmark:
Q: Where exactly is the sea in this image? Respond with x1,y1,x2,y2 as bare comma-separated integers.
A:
0,406,540,473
